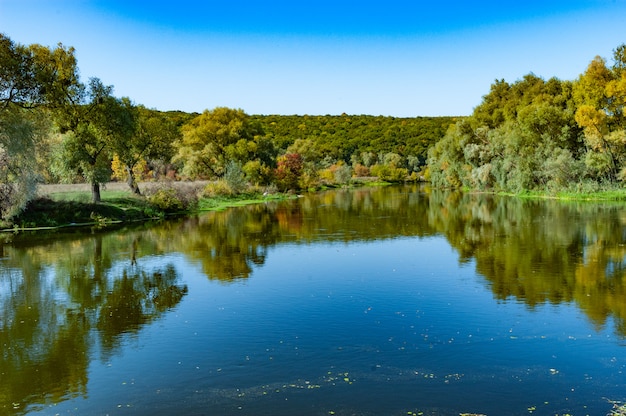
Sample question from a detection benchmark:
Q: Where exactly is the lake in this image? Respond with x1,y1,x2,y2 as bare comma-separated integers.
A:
2,185,626,415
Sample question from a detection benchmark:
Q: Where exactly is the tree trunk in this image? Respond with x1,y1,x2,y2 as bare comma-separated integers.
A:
125,165,141,195
91,181,101,203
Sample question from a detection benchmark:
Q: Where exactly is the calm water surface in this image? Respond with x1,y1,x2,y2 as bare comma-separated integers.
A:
2,185,626,415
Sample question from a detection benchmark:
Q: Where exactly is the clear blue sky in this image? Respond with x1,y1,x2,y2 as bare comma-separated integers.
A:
1,0,625,116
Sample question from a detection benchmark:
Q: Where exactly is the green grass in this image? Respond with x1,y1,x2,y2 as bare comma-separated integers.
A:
197,193,292,211
554,189,626,201
499,188,626,202
6,194,160,230
3,190,293,231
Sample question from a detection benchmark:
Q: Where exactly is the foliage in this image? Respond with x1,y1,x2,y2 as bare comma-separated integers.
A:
252,114,456,167
111,154,148,182
275,153,304,191
427,44,626,193
242,159,274,186
333,164,352,184
201,180,234,197
144,183,200,213
107,103,179,194
353,163,370,177
370,163,408,182
223,160,248,194
146,188,184,212
0,108,41,218
174,107,264,178
50,78,122,202
1,34,79,111
0,35,78,218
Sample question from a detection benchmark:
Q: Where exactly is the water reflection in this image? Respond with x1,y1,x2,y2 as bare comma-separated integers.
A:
425,192,626,335
0,232,187,414
1,185,626,413
176,187,626,341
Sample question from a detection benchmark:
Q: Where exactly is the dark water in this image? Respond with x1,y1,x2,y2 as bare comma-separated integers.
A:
2,185,626,415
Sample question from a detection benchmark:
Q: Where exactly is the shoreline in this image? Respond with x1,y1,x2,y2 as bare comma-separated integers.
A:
7,181,626,233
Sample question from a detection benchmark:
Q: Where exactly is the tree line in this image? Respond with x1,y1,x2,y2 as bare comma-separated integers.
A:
8,33,622,223
427,44,626,193
0,33,454,221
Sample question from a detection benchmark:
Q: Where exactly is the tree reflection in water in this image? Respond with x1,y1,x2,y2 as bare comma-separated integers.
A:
2,185,626,414
0,232,187,415
172,186,626,338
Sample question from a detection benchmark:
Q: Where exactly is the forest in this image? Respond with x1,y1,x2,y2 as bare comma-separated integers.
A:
428,43,626,193
2,32,626,224
0,33,454,222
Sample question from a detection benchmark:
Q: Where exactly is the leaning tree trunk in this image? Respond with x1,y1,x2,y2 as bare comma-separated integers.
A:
91,181,101,203
125,166,141,195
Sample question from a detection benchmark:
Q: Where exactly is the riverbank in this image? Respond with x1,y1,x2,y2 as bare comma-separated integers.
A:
3,181,293,232
9,180,625,232
4,180,385,232
500,188,626,201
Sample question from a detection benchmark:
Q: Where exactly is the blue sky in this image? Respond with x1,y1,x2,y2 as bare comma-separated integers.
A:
1,0,625,116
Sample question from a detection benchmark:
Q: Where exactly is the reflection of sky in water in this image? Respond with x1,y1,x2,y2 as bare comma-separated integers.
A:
32,235,624,416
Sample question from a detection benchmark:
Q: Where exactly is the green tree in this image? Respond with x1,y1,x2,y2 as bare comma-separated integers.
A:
174,107,262,179
110,104,178,194
52,78,121,202
428,72,584,192
0,34,79,218
1,34,42,110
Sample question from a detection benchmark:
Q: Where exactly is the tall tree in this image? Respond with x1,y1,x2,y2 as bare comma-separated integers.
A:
110,104,178,194
573,52,626,181
0,34,78,218
174,107,262,179
52,78,119,202
1,34,40,110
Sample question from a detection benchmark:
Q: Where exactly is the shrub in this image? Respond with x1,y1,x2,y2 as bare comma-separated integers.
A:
223,160,248,194
242,160,274,186
318,167,334,183
275,153,303,191
370,164,408,182
144,183,200,213
318,162,352,186
353,163,370,177
202,180,233,197
146,188,184,212
333,163,352,184
298,169,320,190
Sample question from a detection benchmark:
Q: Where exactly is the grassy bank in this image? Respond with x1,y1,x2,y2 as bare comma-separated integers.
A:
3,178,389,232
3,182,292,232
499,188,626,201
9,180,626,232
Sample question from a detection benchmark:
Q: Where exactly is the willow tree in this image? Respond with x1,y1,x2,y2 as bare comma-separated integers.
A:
0,34,77,218
428,74,582,192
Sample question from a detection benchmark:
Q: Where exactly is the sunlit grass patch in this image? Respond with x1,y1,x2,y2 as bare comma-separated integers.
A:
197,192,291,211
501,188,626,202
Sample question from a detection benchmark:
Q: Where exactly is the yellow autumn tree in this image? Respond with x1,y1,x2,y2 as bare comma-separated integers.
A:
573,47,626,181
